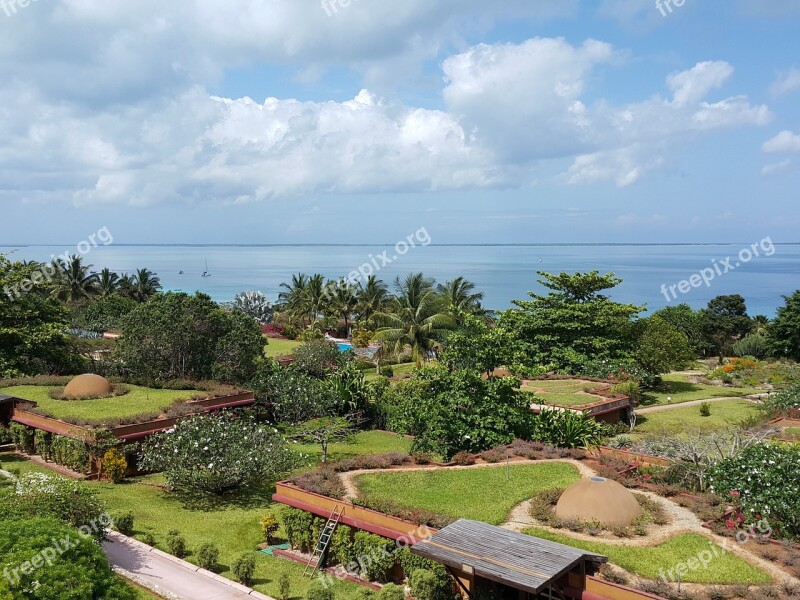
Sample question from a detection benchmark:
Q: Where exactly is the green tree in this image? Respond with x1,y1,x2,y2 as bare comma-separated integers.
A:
437,276,486,322
699,295,753,362
651,303,707,353
769,290,800,361
139,414,299,493
116,292,262,382
120,268,161,302
50,255,99,304
278,273,310,326
97,267,120,298
288,416,355,463
441,316,514,377
0,517,136,600
498,271,643,374
373,273,455,365
387,366,533,458
0,255,77,377
328,280,358,335
633,316,694,375
355,275,389,325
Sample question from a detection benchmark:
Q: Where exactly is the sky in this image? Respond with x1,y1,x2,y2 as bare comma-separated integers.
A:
1,0,799,245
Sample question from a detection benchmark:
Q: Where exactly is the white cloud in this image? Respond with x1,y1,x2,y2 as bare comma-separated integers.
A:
769,68,800,96
761,160,795,177
668,62,734,107
762,130,800,154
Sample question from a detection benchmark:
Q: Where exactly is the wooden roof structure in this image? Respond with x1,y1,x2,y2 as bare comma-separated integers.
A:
411,520,607,595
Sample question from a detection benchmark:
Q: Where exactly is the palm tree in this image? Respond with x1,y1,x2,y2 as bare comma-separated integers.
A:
355,276,389,325
373,273,455,365
97,268,120,298
438,276,485,321
124,268,161,302
304,274,329,326
329,281,358,336
278,273,310,326
50,255,99,303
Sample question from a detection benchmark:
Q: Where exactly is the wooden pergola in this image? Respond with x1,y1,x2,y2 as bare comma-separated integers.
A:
411,520,607,600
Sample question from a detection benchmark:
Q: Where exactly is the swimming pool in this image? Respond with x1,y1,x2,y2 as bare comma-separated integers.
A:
336,342,353,352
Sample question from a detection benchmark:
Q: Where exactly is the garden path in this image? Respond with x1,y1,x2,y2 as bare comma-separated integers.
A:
635,395,763,415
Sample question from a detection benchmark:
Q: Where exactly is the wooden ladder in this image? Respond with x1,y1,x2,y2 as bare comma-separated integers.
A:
303,504,344,577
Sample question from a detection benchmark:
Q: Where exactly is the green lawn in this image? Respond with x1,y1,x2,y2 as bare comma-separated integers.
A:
354,463,581,525
640,374,754,407
634,399,760,435
364,362,417,382
522,379,605,407
293,430,412,463
3,385,200,425
263,337,302,358
524,528,770,585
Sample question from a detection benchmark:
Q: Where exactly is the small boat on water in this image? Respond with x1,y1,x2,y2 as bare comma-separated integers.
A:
201,259,211,278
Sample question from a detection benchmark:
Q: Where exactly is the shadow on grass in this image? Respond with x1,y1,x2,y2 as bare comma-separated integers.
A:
639,379,703,406
170,481,278,512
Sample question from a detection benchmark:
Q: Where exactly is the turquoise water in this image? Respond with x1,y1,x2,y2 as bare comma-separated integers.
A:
3,243,798,316
337,342,354,352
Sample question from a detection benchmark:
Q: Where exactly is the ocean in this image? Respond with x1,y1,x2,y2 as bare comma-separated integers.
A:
3,243,799,316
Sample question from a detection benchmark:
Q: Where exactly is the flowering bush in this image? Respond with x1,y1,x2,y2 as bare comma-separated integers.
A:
139,413,300,494
708,443,800,539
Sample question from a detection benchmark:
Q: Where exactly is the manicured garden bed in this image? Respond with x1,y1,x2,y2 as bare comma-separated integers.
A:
353,462,581,525
293,429,412,463
634,399,760,435
521,379,607,407
523,528,771,585
4,385,202,425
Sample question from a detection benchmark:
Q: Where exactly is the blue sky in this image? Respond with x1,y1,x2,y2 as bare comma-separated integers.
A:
1,0,799,245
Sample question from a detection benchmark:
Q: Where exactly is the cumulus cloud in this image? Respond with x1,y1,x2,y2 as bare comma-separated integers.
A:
769,68,800,96
0,4,774,205
762,130,800,154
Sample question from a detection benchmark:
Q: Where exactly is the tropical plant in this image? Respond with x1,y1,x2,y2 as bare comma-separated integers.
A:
138,413,299,493
437,276,485,321
732,332,771,359
278,273,310,326
122,268,161,302
288,416,355,463
50,254,99,303
355,275,389,325
528,409,605,449
232,290,274,324
97,267,120,297
373,273,454,365
328,280,358,335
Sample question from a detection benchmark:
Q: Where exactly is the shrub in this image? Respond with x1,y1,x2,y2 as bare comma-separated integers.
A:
352,531,396,582
232,553,257,586
33,429,51,460
306,580,334,600
279,573,291,600
102,448,128,483
377,583,404,600
528,409,605,448
699,402,712,417
708,443,800,539
610,380,642,405
380,365,394,378
290,467,348,499
480,448,505,463
0,424,10,445
114,512,135,536
9,423,34,454
196,543,220,571
139,413,299,493
329,524,356,566
166,529,187,558
409,568,453,600
260,513,280,545
280,507,324,553
139,532,157,546
50,434,90,473
451,451,476,466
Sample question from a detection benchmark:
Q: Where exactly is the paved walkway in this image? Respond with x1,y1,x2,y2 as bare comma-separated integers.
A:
636,395,762,415
104,532,275,600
